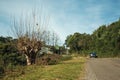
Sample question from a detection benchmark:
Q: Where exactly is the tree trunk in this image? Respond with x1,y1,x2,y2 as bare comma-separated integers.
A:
25,54,31,65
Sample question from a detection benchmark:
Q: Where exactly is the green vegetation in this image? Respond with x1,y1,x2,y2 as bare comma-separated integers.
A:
60,55,72,61
65,19,120,57
0,36,66,79
36,54,62,65
1,56,85,80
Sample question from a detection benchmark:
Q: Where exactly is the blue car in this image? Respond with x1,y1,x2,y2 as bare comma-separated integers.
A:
90,52,98,58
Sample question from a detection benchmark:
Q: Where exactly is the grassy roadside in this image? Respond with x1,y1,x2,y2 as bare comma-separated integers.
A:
3,56,86,80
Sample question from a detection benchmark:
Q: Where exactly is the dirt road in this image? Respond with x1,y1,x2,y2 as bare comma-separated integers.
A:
86,58,120,80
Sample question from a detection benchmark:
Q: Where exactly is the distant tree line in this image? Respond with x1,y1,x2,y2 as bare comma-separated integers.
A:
65,19,120,57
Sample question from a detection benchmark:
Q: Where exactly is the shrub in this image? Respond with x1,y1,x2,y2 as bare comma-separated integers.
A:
2,53,26,66
36,54,61,65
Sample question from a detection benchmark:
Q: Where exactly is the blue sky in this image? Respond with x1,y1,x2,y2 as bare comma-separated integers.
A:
0,0,120,44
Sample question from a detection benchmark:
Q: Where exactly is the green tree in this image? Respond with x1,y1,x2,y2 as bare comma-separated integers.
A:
65,19,120,57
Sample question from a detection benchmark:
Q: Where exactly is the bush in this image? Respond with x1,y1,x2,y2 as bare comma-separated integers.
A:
36,54,61,65
2,53,26,66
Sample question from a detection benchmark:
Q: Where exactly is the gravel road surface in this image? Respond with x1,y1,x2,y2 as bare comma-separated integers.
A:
86,58,120,80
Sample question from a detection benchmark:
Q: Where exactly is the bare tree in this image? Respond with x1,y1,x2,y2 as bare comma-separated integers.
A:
12,10,49,65
11,8,61,65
